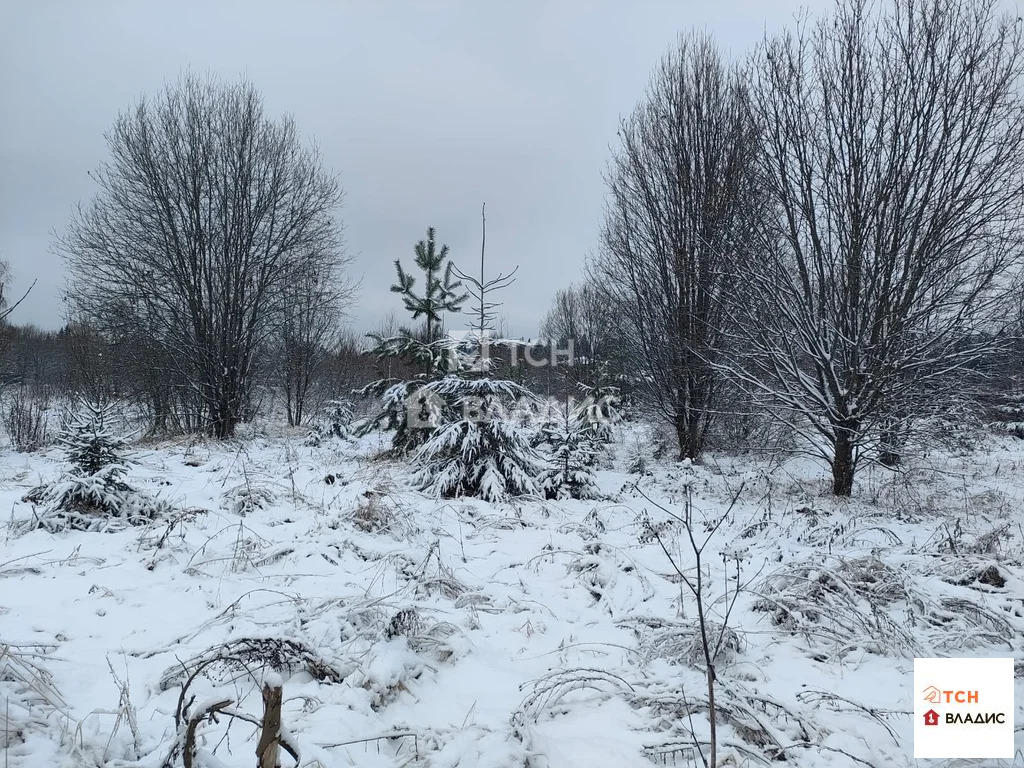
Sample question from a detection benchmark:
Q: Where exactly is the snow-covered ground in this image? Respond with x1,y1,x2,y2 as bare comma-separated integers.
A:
2,423,1023,767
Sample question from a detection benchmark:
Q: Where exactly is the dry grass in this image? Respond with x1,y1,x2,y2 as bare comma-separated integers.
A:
752,554,1019,657
0,642,66,750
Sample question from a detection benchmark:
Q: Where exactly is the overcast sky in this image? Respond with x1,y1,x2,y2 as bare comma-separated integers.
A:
1,1,820,337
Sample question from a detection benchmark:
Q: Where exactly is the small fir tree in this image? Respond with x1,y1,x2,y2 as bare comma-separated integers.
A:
413,377,544,502
575,384,623,448
537,399,600,500
59,399,131,477
305,399,355,446
21,398,170,532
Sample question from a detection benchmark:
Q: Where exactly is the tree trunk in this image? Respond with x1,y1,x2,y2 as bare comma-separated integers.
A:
675,409,693,461
675,402,705,461
284,375,295,427
257,682,282,768
149,387,167,436
210,395,237,439
832,427,856,496
706,664,717,768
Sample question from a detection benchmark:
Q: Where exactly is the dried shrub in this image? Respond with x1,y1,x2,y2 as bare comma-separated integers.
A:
3,388,51,452
0,642,66,750
753,555,1017,656
221,483,274,516
631,617,745,668
158,637,346,692
352,491,396,533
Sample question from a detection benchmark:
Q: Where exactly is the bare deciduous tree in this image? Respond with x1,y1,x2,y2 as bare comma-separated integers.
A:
0,259,37,390
593,33,760,459
739,0,1024,494
539,281,619,387
279,247,356,426
58,73,347,438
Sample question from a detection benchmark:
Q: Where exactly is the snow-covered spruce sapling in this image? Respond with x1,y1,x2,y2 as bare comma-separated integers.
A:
413,377,545,502
635,481,745,768
574,384,623,446
24,399,169,531
626,440,649,475
38,399,135,522
356,374,447,454
536,398,599,500
60,398,131,476
305,399,355,445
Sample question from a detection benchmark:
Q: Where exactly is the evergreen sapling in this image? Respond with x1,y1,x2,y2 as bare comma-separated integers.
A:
413,377,544,502
536,398,600,500
60,399,131,478
23,399,170,532
357,226,466,452
391,227,468,343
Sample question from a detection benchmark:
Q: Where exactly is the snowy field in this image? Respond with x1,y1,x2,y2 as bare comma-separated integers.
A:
2,423,1023,767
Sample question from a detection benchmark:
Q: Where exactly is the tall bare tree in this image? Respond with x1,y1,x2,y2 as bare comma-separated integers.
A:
279,246,356,426
58,73,347,438
740,0,1024,494
593,33,760,459
453,204,518,339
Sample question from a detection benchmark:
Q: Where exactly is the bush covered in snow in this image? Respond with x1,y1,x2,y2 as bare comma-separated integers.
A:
0,642,65,756
413,377,544,501
357,376,445,454
574,384,623,445
21,399,172,532
304,398,356,445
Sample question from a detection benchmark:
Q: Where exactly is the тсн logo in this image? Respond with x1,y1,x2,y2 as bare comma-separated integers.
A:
922,685,978,704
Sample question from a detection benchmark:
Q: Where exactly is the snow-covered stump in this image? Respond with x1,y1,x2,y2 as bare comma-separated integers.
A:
256,678,283,768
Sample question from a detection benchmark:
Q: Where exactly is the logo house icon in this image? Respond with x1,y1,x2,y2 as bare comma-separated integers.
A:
924,709,940,726
922,686,941,704
405,388,444,430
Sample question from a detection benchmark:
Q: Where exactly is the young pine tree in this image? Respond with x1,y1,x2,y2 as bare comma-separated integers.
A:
391,227,468,343
357,228,467,453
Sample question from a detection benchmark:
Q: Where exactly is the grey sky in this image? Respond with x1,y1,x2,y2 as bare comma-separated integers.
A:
0,1,818,337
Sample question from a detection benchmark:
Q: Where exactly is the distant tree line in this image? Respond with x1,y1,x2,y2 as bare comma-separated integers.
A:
1,0,1022,498
0,313,376,439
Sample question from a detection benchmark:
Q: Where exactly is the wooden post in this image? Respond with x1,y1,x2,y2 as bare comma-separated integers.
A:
256,680,283,768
